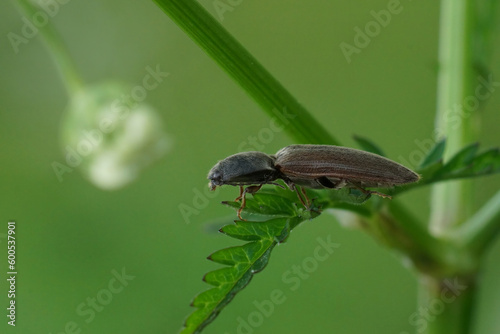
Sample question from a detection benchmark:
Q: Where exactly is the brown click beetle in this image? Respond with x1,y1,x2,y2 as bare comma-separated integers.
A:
208,144,420,220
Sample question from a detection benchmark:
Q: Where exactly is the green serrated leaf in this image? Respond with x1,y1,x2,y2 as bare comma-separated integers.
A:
436,143,480,176
419,139,446,169
313,187,371,206
181,216,302,334
418,160,444,182
184,176,392,333
245,191,299,216
203,267,236,286
467,148,500,176
220,220,287,241
353,135,386,156
222,186,299,219
397,143,500,195
208,242,264,266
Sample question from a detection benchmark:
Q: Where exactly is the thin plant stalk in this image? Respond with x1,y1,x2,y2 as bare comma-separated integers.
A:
152,0,338,146
430,0,476,235
14,0,83,95
424,0,479,333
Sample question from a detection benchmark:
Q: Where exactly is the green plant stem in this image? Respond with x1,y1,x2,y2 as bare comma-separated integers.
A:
454,189,500,255
426,1,481,333
14,0,83,95
417,275,477,334
152,0,338,145
370,202,472,277
430,0,477,234
385,203,447,268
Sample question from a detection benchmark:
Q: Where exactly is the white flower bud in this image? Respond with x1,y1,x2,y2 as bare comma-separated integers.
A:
61,82,171,190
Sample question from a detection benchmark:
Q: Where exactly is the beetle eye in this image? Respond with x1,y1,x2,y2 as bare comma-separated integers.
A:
210,171,221,180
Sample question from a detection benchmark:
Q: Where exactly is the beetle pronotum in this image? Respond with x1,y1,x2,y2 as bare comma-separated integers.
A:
208,144,420,220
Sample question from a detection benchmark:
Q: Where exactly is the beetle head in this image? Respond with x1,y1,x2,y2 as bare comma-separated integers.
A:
208,152,279,190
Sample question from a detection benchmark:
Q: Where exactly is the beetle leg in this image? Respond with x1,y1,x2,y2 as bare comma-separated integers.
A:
236,185,263,221
269,182,286,189
300,187,311,207
368,190,392,199
286,182,308,208
349,182,392,199
292,186,309,208
234,186,245,202
237,196,246,221
284,181,311,209
245,184,263,195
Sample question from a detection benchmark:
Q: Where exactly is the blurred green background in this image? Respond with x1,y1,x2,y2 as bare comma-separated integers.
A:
1,1,500,333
